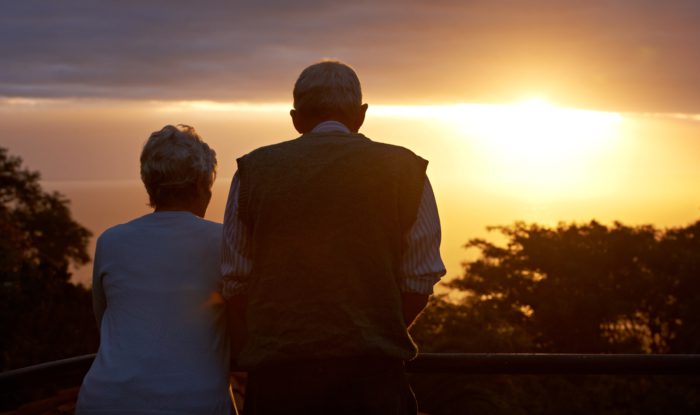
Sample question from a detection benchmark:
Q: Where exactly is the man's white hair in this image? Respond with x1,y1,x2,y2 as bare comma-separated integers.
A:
140,124,217,208
293,60,362,118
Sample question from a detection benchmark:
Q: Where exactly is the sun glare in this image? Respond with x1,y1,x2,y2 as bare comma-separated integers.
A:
469,97,621,154
456,98,623,199
146,98,623,201
370,98,623,201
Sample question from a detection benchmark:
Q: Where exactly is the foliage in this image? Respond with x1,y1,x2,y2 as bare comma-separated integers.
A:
415,220,700,354
0,147,98,370
411,220,700,414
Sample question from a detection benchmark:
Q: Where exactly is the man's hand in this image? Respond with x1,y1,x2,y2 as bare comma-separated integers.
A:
226,294,248,369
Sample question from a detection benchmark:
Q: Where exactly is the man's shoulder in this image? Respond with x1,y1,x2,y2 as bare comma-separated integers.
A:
238,137,302,162
365,137,420,155
362,136,428,165
238,134,428,168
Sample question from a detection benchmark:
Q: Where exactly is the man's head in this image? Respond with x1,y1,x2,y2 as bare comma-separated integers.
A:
291,60,368,133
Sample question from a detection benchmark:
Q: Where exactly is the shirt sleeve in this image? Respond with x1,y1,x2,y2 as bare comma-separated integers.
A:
400,176,447,294
221,171,253,299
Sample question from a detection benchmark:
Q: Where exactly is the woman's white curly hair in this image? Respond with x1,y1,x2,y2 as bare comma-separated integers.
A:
140,124,217,208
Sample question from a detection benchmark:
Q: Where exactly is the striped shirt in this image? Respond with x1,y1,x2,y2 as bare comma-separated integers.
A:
221,121,446,296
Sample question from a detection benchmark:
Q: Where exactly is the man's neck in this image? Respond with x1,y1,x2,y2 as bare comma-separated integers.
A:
311,120,351,134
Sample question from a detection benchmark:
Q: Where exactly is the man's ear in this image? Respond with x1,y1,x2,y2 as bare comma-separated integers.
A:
352,103,369,132
290,109,305,134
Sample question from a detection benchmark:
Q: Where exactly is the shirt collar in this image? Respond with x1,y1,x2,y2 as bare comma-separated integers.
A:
310,120,351,134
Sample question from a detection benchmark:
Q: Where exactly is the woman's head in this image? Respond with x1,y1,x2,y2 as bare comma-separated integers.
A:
140,125,217,215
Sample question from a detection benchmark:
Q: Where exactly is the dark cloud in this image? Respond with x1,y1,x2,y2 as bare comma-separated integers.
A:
2,0,700,112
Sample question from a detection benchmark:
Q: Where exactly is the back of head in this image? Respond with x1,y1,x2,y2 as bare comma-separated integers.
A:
293,60,362,121
140,125,217,209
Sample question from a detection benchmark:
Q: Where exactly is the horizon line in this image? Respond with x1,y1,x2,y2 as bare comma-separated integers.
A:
2,95,700,122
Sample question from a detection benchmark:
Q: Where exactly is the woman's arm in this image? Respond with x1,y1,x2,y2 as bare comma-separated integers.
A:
92,238,106,330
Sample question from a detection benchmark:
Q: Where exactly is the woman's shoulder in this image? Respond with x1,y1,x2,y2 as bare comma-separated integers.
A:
195,216,223,231
94,214,158,246
96,213,222,247
96,220,138,244
184,215,223,237
191,217,223,247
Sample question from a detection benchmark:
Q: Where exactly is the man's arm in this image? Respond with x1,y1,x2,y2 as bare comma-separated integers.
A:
402,292,430,328
400,177,446,327
226,294,248,359
221,172,253,365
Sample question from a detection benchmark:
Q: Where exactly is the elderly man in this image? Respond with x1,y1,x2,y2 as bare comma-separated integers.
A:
222,61,445,414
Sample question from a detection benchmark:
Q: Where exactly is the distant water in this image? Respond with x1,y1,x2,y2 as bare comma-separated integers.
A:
44,176,700,290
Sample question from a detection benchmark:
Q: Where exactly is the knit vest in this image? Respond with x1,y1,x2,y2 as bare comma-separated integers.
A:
236,132,428,368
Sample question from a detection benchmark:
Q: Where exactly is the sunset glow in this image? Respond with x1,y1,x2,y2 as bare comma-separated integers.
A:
144,98,627,201
366,98,625,200
3,3,700,412
460,98,623,198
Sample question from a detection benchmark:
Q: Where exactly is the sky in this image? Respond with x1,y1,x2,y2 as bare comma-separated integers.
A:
2,1,700,286
2,0,700,112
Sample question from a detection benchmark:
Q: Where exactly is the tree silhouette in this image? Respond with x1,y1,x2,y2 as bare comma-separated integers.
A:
1,146,97,370
410,220,700,414
415,220,700,354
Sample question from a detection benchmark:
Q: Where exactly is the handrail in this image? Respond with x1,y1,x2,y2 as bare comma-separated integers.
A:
3,352,700,388
0,354,96,389
405,353,700,375
2,353,699,411
0,354,96,412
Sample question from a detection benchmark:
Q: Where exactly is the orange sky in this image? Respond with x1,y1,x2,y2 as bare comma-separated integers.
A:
4,98,696,286
2,1,700,285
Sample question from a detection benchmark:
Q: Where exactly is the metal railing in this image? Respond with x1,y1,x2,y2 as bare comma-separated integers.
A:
2,353,700,411
406,353,700,375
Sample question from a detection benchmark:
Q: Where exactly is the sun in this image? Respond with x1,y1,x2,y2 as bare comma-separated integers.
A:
458,97,623,199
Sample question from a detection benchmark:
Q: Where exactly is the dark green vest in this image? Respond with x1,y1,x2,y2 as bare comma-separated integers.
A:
236,131,427,368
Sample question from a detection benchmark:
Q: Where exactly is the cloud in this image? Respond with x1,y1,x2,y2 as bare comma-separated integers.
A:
2,0,700,112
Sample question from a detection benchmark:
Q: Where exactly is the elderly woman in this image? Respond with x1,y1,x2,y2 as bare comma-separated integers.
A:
76,125,231,414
